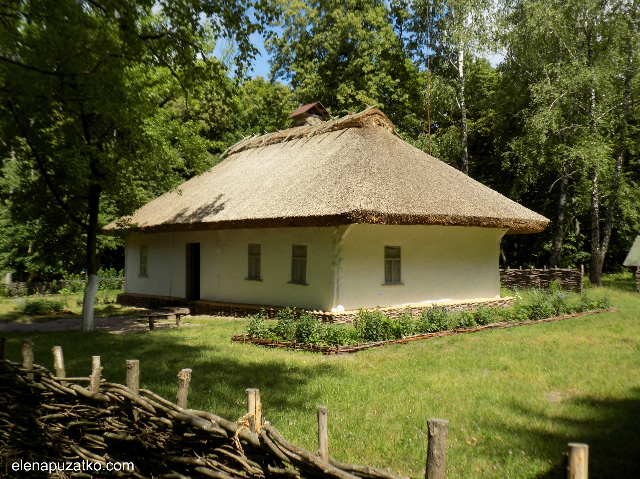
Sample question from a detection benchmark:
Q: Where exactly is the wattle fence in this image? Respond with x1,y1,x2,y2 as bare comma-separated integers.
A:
499,266,584,293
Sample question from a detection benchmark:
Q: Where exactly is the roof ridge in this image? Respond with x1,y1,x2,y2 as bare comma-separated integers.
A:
220,107,393,159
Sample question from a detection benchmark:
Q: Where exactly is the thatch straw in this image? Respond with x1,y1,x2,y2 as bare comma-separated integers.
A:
104,108,548,235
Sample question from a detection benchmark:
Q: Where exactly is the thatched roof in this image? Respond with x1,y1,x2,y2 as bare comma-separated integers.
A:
623,236,640,266
104,108,548,235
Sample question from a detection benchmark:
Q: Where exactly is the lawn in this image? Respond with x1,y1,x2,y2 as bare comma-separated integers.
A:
0,291,140,323
1,280,639,478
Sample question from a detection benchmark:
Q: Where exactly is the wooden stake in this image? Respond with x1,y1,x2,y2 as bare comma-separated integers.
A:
0,337,6,360
246,388,257,433
22,339,34,380
317,405,329,461
176,368,192,408
425,418,448,479
254,388,263,433
126,359,140,396
148,316,155,331
52,346,66,385
90,356,102,394
567,443,588,479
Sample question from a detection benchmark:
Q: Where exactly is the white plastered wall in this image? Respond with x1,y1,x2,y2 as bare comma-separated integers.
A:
334,224,507,310
124,224,506,311
124,227,339,310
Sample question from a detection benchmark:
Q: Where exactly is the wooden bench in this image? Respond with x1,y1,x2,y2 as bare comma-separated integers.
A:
138,308,190,330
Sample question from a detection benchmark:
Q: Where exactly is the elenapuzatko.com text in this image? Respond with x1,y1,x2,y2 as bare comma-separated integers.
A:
10,459,135,474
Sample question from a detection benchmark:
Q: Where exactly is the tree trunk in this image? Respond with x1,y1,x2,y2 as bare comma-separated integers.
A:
458,47,469,176
550,167,569,268
81,183,101,332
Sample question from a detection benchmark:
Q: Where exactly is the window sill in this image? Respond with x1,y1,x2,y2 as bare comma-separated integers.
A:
288,281,309,286
138,274,148,278
381,282,404,287
245,278,263,282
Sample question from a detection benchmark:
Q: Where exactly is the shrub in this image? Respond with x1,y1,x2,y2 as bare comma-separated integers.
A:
415,306,449,333
273,307,298,341
454,310,476,329
395,308,415,337
551,292,569,316
473,306,497,326
247,310,269,339
320,324,358,346
354,308,387,342
294,312,320,343
16,298,66,315
97,267,125,291
526,290,554,320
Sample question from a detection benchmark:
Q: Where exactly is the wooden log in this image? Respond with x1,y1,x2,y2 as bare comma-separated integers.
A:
0,336,6,360
90,356,102,394
149,316,155,331
126,359,140,396
22,339,34,380
425,418,448,479
317,405,328,461
567,443,588,479
176,368,192,409
52,346,66,385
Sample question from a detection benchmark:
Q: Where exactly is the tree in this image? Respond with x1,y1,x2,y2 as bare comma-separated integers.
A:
0,0,265,330
266,0,422,134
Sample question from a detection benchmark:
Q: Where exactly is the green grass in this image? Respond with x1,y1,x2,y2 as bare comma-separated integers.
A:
1,281,639,478
0,291,140,323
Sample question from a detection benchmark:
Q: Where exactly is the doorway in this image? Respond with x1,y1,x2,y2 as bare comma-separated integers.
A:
186,243,201,301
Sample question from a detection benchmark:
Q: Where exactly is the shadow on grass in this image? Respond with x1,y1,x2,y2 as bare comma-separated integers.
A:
0,329,341,423
599,272,637,293
493,389,640,479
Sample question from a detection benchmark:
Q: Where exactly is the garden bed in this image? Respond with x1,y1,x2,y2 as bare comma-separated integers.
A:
231,308,619,354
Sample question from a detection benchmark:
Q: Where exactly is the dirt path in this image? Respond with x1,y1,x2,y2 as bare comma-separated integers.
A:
0,315,198,334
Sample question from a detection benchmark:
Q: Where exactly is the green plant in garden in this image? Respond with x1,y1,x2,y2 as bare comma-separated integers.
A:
526,290,555,320
416,306,449,333
473,306,496,325
354,308,388,342
294,312,320,344
16,298,66,315
273,308,298,342
454,310,476,329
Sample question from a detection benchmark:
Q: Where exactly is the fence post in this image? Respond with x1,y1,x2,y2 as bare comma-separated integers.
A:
126,360,140,395
52,346,66,385
0,337,6,360
317,405,329,461
246,388,257,433
22,339,34,380
567,443,588,479
90,356,102,394
425,418,448,479
176,368,192,409
148,316,155,331
254,388,263,433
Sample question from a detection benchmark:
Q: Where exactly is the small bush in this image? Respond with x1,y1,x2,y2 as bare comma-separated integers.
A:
526,290,554,320
454,310,476,329
416,306,448,333
354,308,387,342
395,308,415,337
247,310,269,339
16,298,66,315
294,312,320,343
273,307,298,341
473,306,496,325
320,324,358,346
552,292,569,316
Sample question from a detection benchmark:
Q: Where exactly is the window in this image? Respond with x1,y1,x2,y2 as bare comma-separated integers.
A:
139,245,148,276
290,245,307,284
384,246,401,284
247,244,261,281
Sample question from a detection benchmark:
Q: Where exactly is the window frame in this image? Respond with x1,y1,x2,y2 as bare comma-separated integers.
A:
139,245,148,277
383,246,402,285
289,244,308,285
246,244,262,281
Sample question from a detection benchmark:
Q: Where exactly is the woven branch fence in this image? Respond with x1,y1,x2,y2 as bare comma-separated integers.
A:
499,266,584,293
0,338,450,479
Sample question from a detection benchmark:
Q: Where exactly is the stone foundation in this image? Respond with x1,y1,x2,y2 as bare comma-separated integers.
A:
194,297,514,324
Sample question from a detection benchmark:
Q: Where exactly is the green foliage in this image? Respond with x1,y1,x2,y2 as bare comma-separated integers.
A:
273,307,298,342
354,308,388,342
294,312,320,344
453,310,477,329
319,324,358,346
415,306,449,333
15,298,66,315
473,306,496,326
